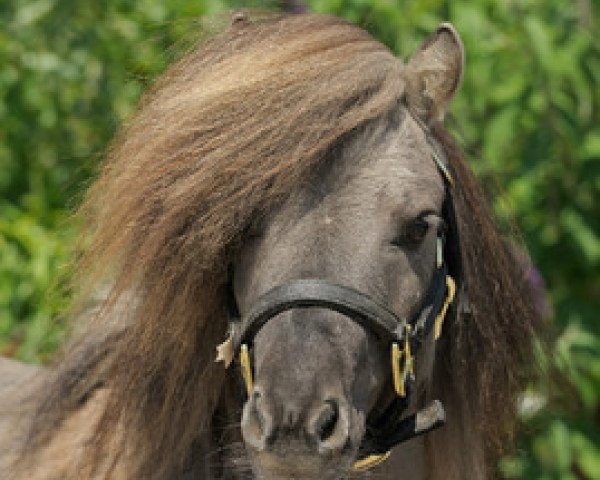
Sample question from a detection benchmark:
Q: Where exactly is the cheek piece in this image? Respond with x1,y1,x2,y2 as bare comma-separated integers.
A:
215,129,460,471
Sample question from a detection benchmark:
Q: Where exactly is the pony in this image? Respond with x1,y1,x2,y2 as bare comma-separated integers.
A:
0,13,540,480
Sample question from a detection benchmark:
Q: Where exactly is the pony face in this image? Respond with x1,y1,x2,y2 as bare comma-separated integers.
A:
227,22,464,477
232,113,447,478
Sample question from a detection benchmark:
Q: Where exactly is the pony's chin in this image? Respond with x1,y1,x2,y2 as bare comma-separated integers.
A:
249,451,354,480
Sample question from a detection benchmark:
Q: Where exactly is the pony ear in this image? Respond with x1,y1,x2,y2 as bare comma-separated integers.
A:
405,23,464,123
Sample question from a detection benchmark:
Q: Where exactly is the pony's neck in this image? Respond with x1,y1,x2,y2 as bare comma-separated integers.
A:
425,386,487,480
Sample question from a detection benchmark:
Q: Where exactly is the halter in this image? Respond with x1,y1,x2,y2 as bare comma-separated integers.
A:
216,122,460,471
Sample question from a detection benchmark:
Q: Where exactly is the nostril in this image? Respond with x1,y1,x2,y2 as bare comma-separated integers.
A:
316,399,339,442
241,387,273,451
310,398,349,455
253,389,263,421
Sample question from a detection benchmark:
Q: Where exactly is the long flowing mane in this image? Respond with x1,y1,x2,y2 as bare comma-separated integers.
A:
13,13,538,479
426,124,539,478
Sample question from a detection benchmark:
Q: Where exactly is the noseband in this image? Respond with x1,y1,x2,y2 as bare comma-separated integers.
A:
216,121,460,471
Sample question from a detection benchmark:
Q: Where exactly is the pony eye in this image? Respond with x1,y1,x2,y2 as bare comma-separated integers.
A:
391,217,430,248
405,217,430,245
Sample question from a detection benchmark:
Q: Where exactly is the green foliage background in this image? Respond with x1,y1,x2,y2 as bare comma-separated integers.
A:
0,0,598,478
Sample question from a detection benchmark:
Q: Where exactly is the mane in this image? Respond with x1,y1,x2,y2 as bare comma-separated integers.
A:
14,13,539,479
425,123,541,478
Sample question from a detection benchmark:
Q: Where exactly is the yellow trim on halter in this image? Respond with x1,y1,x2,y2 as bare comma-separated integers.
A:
240,344,253,396
391,325,414,398
391,342,404,397
352,451,391,471
434,276,456,340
